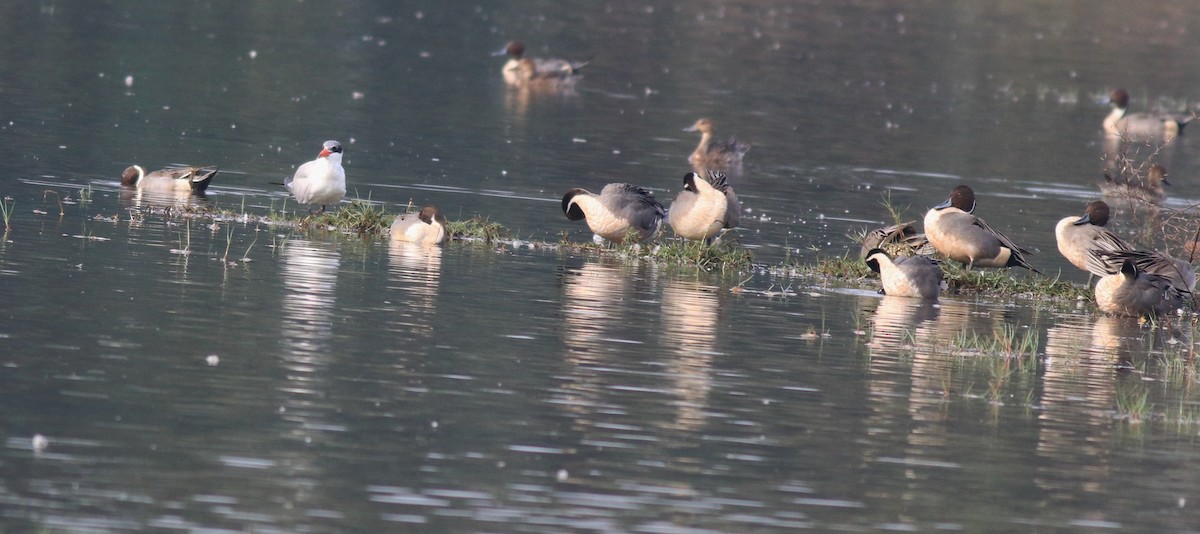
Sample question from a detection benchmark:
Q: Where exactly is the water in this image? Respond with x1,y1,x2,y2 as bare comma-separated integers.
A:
2,1,1200,532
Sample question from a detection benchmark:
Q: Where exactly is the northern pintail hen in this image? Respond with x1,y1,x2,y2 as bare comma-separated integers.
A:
563,183,665,243
858,221,932,259
684,118,750,169
1104,89,1193,140
923,185,1039,272
1088,253,1185,317
667,171,740,242
864,248,946,300
1054,200,1134,274
494,41,588,87
391,205,447,245
1101,163,1170,205
121,165,217,194
285,140,346,214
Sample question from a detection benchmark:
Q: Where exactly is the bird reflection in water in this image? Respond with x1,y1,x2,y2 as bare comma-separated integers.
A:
278,239,341,437
386,240,443,340
659,278,721,430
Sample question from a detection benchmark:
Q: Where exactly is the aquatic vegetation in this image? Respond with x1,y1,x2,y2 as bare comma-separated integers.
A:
1115,382,1152,425
1,195,13,231
314,199,391,235
446,216,507,242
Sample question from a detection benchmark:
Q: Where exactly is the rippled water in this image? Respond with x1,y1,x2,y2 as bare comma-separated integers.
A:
3,1,1200,532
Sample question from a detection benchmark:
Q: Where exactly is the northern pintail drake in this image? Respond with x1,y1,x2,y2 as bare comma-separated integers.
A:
1101,163,1170,205
562,183,665,243
1086,248,1196,297
923,185,1039,272
859,221,932,259
667,171,740,242
1090,254,1184,317
1054,200,1134,274
285,140,346,214
121,165,217,194
494,41,588,86
684,118,750,168
864,249,946,300
390,205,447,245
1104,88,1193,140
509,58,582,90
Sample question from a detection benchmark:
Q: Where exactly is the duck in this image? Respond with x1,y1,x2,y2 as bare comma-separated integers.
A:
1086,248,1196,297
562,183,665,243
1103,88,1192,140
684,118,750,169
509,58,582,90
1101,163,1170,205
667,171,740,242
858,220,932,259
494,41,588,86
121,165,217,194
1054,200,1135,274
285,140,346,214
864,248,946,300
1090,254,1184,317
390,205,447,245
923,185,1039,272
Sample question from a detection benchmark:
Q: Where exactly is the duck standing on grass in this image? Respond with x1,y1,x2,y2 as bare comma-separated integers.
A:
864,248,945,300
562,183,665,243
858,220,931,259
684,118,750,169
1054,200,1134,278
923,185,1039,272
667,171,740,243
121,165,217,194
391,205,447,245
285,140,345,214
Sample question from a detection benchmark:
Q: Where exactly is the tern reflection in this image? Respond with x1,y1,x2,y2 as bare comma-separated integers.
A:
386,240,443,340
278,239,340,430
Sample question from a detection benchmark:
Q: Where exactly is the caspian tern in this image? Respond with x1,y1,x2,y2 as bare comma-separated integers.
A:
285,139,346,214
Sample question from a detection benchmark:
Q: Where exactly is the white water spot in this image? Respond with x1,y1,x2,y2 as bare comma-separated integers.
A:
31,434,48,452
206,354,220,366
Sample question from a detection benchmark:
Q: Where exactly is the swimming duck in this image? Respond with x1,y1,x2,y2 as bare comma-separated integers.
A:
1090,254,1184,317
121,165,217,194
1086,248,1196,298
1101,163,1170,205
1103,89,1192,140
1054,200,1135,274
509,58,582,90
684,118,750,168
858,221,932,259
285,140,345,214
923,185,1039,272
391,205,447,245
667,171,740,242
494,41,588,86
562,183,665,243
864,248,946,300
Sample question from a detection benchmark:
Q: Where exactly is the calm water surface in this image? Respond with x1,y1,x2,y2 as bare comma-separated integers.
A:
3,1,1200,532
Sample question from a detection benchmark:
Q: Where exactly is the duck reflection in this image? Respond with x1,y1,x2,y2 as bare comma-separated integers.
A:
1036,314,1134,505
119,185,209,210
503,82,579,119
385,240,443,339
659,278,720,430
864,294,940,354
